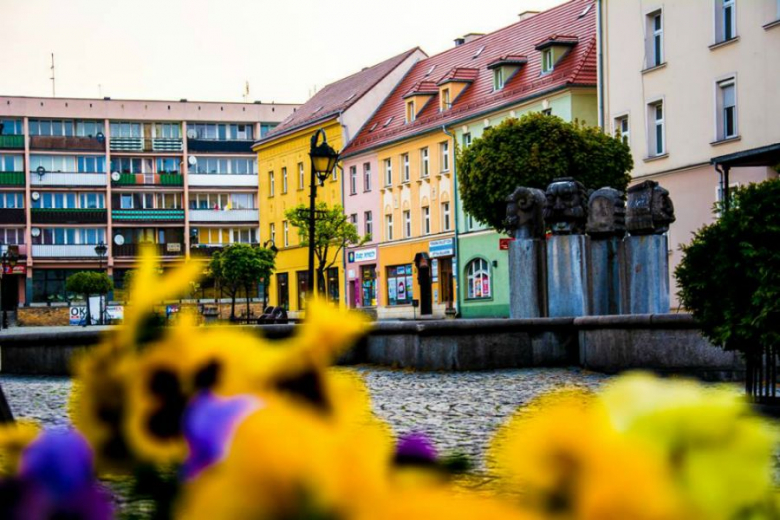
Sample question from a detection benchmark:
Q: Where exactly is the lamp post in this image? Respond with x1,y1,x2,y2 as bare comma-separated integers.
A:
262,240,278,309
307,129,339,299
94,241,107,325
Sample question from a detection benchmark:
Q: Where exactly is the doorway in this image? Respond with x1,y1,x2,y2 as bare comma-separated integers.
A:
414,252,432,316
438,258,454,310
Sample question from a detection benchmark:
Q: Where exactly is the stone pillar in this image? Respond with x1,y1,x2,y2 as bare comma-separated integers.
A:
505,187,547,318
586,187,626,315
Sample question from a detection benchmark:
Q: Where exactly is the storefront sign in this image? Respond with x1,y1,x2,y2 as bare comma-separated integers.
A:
349,248,377,263
166,242,181,253
429,238,453,258
2,264,26,275
69,304,123,326
499,238,515,250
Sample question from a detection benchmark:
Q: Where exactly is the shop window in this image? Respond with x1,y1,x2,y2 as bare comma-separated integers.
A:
466,258,491,299
387,264,413,305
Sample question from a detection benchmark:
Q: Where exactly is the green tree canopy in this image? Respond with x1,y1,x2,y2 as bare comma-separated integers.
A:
285,202,368,295
210,244,276,321
457,113,633,233
66,271,114,326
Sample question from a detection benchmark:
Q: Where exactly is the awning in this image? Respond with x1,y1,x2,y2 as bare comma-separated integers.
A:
711,142,780,168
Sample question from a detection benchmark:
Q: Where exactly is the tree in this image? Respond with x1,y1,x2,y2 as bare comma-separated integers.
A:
457,113,633,233
285,202,369,296
209,244,276,321
676,179,780,397
65,271,113,326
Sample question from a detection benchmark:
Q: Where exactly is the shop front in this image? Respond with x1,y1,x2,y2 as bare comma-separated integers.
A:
346,246,378,310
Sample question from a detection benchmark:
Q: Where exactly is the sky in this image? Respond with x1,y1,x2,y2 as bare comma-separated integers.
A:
0,0,567,105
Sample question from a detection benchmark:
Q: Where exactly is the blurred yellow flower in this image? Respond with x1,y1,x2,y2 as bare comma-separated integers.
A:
0,420,40,475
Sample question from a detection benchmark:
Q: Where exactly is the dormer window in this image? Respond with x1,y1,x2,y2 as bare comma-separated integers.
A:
436,67,478,111
440,88,451,111
486,55,526,90
493,68,505,91
406,100,416,123
542,49,554,73
534,35,578,76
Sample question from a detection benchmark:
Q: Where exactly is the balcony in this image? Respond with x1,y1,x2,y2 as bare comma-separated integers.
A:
32,244,102,258
111,209,185,222
111,173,183,187
0,135,24,149
31,172,107,187
113,242,184,257
190,243,259,258
29,136,105,152
188,174,258,188
188,209,258,223
0,209,25,224
109,137,183,153
0,172,24,186
187,139,253,153
31,208,107,224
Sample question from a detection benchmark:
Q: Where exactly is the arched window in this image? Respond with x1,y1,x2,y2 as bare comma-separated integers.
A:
466,258,491,299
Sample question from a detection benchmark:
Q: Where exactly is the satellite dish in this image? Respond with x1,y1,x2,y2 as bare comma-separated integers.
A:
114,234,125,246
31,192,40,201
31,228,41,238
111,172,121,182
188,156,198,166
36,166,46,178
186,129,197,139
95,131,105,143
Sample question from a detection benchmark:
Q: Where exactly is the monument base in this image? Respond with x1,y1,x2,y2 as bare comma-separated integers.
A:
546,235,589,317
589,237,625,315
508,238,547,318
625,234,670,314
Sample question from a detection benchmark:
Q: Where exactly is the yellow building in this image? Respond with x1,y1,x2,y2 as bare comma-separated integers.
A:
253,48,425,316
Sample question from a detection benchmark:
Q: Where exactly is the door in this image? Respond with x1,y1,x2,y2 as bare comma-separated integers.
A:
439,258,454,310
276,273,289,310
418,266,432,315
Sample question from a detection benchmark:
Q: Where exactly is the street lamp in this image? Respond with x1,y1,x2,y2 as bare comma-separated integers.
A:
94,241,107,325
307,129,339,299
262,240,278,309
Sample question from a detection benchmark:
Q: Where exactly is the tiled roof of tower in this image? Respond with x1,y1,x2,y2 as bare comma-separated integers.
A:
343,0,597,158
257,47,423,143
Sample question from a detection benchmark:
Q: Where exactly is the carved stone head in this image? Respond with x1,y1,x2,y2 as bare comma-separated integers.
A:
505,186,546,239
586,187,626,238
626,180,676,235
543,177,588,235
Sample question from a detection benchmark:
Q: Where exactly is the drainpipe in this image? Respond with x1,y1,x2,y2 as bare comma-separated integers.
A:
596,0,605,129
442,125,460,317
337,111,348,308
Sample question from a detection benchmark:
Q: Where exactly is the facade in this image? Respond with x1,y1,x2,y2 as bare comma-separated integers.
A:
0,96,296,310
254,48,426,317
599,0,780,308
343,0,598,319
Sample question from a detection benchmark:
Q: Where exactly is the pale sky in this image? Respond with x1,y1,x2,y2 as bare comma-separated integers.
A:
0,0,566,105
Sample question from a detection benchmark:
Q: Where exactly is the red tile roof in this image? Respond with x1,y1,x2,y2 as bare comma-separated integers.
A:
437,67,480,85
534,34,580,50
402,81,439,98
257,47,423,144
343,0,596,158
486,55,529,70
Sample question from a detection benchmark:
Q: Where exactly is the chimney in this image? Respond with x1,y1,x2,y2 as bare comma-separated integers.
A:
518,10,539,21
463,33,485,44
454,37,465,46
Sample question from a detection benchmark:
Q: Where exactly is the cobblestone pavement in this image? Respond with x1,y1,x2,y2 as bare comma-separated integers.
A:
0,367,610,469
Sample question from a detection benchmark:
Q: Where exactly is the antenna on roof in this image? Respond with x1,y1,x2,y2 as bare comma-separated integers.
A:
50,53,56,97
243,80,250,102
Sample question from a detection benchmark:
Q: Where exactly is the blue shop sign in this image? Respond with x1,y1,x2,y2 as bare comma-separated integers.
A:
429,238,453,258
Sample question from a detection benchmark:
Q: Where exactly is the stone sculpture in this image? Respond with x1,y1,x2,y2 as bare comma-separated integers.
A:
626,180,676,235
543,177,588,235
586,187,626,238
505,186,546,239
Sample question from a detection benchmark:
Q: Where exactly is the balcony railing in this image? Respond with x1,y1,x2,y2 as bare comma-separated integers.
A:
0,135,24,149
114,242,184,257
29,135,105,152
188,209,259,223
0,209,25,224
112,173,184,186
187,139,253,153
31,172,107,187
0,172,24,186
188,174,258,187
109,137,183,152
31,208,107,224
111,209,185,222
190,243,259,258
32,244,102,258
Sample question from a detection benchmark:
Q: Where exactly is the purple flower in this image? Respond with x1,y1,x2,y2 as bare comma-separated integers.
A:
182,392,262,479
394,432,438,466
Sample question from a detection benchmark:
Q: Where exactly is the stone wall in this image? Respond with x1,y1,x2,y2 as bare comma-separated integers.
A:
17,306,70,327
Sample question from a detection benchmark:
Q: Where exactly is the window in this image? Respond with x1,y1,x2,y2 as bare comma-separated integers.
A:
109,122,142,138
442,202,451,231
154,123,180,139
349,214,358,226
327,267,340,303
155,158,178,174
32,228,105,245
297,271,309,311
403,210,411,238
406,100,416,123
0,228,25,245
385,214,393,241
298,162,305,190
402,154,410,183
29,155,77,173
276,272,289,310
331,165,338,182
648,100,665,157
386,264,413,305
542,49,554,74
363,163,372,191
349,166,357,195
715,0,736,42
466,213,475,231
493,68,505,91
282,167,288,193
283,220,289,247
269,223,276,245
421,148,429,177
462,133,472,148
440,142,450,172
0,192,23,209
120,194,133,209
717,78,737,140
268,172,275,196
187,123,254,141
0,119,23,135
0,155,23,172
646,10,663,68
384,159,392,186
615,115,630,145
190,157,256,175
441,88,451,111
541,108,552,116
466,258,492,299
422,206,430,235
29,119,75,137
364,211,373,237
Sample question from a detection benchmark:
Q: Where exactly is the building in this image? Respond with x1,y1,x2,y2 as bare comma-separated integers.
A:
342,0,598,319
599,0,780,307
253,48,425,316
0,96,296,313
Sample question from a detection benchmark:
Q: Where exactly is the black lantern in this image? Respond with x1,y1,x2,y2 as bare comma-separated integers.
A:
309,129,339,182
94,241,108,260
